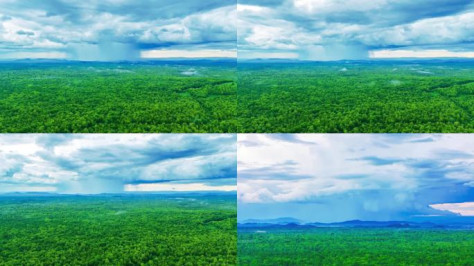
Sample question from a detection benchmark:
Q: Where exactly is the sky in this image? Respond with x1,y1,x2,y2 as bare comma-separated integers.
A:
0,0,236,60
238,0,474,60
238,134,474,223
0,134,236,194
3,1,473,61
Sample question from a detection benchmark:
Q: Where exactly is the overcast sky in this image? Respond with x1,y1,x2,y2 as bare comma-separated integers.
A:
238,134,474,222
0,0,236,60
238,0,474,60
0,134,236,194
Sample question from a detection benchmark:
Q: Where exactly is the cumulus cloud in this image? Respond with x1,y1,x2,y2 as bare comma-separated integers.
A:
370,49,474,58
0,134,236,194
0,0,236,60
238,134,474,222
430,202,474,216
238,0,474,59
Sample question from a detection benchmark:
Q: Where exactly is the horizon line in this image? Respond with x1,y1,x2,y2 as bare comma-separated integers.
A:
0,57,237,63
2,57,474,63
0,190,237,195
237,217,474,224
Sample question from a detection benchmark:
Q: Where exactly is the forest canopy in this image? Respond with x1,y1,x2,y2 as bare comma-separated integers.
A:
0,194,237,265
238,60,474,133
0,61,237,133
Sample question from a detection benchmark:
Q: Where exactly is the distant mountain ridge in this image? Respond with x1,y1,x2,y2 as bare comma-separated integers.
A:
238,218,474,229
241,217,303,224
238,58,474,63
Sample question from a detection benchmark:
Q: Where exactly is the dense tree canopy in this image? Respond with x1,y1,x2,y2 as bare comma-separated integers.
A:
0,194,237,265
0,60,472,133
238,61,474,133
0,61,237,133
238,227,474,265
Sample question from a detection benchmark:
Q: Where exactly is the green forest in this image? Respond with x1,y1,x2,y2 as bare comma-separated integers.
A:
0,194,236,265
238,227,474,265
0,61,236,133
1,60,473,133
238,61,474,133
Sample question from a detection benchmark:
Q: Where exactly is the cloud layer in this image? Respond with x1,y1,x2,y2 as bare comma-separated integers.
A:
238,0,474,60
238,134,474,222
0,134,236,194
0,0,236,60
3,1,473,60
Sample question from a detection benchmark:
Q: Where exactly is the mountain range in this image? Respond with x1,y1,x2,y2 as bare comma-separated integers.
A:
238,218,474,229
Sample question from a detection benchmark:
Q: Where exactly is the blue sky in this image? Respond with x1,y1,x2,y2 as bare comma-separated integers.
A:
238,134,474,222
0,134,236,194
238,0,474,60
0,0,236,60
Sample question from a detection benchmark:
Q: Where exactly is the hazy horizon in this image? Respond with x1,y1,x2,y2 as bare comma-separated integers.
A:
238,215,474,224
4,57,474,63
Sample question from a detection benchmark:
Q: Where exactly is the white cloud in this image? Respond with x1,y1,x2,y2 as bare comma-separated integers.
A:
0,184,56,193
360,12,474,47
370,49,474,58
430,202,474,216
238,51,299,59
125,183,236,192
141,151,236,181
0,2,236,60
238,1,474,59
243,24,304,50
238,134,474,203
238,178,365,203
292,0,387,14
0,134,236,194
0,51,67,59
141,49,236,58
139,5,236,44
237,4,270,14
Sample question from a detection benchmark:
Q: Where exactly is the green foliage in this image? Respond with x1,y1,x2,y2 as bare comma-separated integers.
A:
238,61,474,132
0,61,237,133
2,61,473,133
0,194,237,265
238,228,474,265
